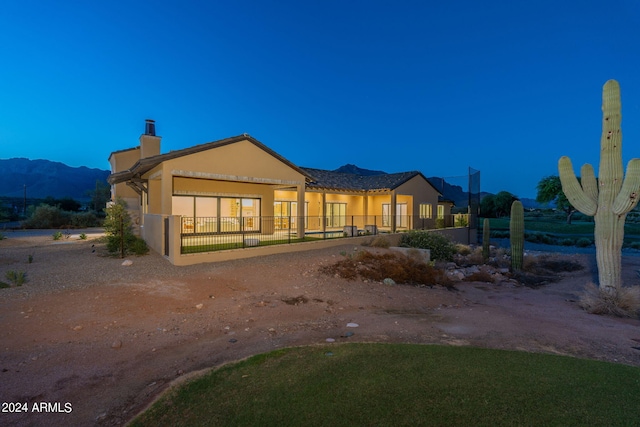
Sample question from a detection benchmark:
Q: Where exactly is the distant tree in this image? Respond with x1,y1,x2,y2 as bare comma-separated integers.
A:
494,191,519,218
480,194,497,218
85,180,111,213
536,175,576,224
42,196,81,212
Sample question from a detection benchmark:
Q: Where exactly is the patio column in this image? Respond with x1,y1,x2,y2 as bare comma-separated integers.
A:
321,192,326,234
296,183,305,238
390,190,397,233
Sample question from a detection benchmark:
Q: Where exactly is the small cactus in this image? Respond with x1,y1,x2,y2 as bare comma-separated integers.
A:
482,218,490,260
510,201,524,271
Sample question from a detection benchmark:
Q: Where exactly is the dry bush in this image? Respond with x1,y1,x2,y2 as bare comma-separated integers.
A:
456,244,472,256
579,283,640,318
463,270,495,283
320,250,453,288
369,236,391,248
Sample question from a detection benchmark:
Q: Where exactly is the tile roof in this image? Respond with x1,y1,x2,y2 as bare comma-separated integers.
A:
301,167,440,193
108,134,312,185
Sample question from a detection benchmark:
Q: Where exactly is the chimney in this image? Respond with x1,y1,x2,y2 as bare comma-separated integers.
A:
139,119,161,159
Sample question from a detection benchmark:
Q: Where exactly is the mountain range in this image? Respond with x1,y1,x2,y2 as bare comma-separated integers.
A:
0,158,540,208
0,158,110,200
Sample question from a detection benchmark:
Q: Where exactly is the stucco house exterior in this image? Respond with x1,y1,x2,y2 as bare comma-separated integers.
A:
108,120,469,265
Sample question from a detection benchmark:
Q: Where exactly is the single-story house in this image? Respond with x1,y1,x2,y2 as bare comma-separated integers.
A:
108,120,470,265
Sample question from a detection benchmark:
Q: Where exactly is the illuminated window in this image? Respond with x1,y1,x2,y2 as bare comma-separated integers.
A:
419,203,432,219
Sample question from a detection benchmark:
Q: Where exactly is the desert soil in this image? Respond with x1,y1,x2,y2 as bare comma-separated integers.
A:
1,231,640,426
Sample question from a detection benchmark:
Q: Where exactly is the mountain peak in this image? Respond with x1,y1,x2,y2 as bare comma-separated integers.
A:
0,158,110,200
333,164,387,176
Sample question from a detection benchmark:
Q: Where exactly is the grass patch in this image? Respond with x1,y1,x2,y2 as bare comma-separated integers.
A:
130,343,640,427
487,217,640,236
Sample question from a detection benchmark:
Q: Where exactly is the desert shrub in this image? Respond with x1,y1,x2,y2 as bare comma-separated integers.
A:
104,199,149,256
369,236,390,248
23,204,72,229
454,215,468,227
71,212,101,228
456,244,472,256
129,236,149,255
525,232,556,245
52,231,63,240
400,231,456,261
2,270,27,287
466,247,485,265
576,238,592,248
79,233,87,240
560,238,575,246
320,251,452,288
491,230,509,238
579,283,640,318
514,255,584,288
463,270,495,283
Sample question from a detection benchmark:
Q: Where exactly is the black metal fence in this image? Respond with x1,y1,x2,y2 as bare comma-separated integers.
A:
180,214,470,254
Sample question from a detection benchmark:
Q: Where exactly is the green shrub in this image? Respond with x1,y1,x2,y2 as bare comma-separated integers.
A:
525,232,556,245
576,238,593,248
79,233,87,240
104,200,149,256
71,212,101,228
629,241,640,250
491,230,509,238
52,231,63,240
560,238,575,246
4,270,26,286
130,236,149,255
400,231,456,261
23,204,72,229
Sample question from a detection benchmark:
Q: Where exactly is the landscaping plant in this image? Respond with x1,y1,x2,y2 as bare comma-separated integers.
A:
399,230,456,261
559,80,640,292
509,200,524,271
104,199,149,257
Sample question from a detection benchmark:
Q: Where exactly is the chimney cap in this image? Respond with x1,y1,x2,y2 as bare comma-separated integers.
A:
144,119,156,136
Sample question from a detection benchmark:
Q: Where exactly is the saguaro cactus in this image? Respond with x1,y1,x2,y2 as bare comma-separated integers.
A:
559,80,640,291
482,218,490,260
510,201,524,271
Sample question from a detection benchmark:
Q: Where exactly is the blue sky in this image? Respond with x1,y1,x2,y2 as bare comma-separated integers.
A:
1,1,639,198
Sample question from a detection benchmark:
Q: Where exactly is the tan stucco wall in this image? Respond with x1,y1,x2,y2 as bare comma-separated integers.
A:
395,175,439,217
109,148,141,200
142,213,167,255
142,140,306,218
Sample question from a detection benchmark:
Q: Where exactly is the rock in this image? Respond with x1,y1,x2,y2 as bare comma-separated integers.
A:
121,259,133,266
342,331,355,338
326,338,335,343
195,303,203,310
111,340,122,349
72,325,83,331
346,322,359,328
229,338,238,343
383,278,396,286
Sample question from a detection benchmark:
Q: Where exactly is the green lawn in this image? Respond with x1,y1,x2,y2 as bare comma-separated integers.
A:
130,344,640,426
487,217,640,236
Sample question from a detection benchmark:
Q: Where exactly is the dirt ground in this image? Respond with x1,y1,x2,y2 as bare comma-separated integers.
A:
1,234,640,426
